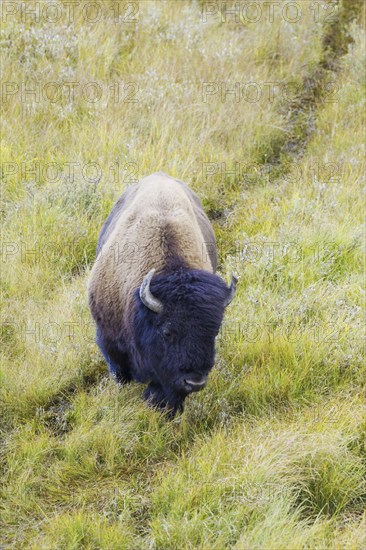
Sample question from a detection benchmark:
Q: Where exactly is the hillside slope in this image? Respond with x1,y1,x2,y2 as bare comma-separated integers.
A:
1,1,365,548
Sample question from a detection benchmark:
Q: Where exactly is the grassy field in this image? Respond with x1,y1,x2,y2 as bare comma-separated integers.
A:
1,0,365,548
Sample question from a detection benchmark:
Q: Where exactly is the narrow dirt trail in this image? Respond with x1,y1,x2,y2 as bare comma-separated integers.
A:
211,0,364,268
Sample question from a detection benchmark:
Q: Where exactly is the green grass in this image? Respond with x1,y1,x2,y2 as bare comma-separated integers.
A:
1,1,365,548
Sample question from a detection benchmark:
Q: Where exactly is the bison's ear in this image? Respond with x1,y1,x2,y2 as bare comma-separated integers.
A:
224,272,238,307
140,269,164,313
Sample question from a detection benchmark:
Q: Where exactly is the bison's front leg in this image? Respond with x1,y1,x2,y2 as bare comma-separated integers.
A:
96,331,132,384
144,382,185,417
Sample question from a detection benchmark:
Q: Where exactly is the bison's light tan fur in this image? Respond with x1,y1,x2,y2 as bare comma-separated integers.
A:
88,172,217,339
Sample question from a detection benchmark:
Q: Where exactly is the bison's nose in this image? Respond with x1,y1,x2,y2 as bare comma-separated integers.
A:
184,376,208,392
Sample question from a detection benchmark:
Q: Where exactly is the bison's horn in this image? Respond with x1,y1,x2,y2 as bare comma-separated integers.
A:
224,272,238,307
140,269,163,313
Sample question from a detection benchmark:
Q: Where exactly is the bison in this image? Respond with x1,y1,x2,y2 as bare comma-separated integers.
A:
88,172,237,416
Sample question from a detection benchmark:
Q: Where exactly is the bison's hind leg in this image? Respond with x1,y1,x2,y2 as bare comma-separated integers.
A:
96,332,132,384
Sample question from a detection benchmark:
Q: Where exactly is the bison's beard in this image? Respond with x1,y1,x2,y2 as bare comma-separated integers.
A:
144,382,186,417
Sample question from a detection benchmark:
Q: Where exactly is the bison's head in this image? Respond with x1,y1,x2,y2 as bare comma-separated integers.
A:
132,267,237,415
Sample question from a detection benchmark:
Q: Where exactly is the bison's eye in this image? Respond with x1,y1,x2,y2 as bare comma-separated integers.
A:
162,326,173,340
